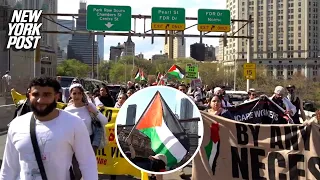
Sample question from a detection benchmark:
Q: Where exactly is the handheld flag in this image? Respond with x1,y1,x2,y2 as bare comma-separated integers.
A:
135,91,190,167
167,65,184,79
135,69,146,81
135,69,141,81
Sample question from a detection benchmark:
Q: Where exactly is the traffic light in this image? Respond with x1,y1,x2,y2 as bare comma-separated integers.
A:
190,43,196,59
223,33,228,47
190,43,205,61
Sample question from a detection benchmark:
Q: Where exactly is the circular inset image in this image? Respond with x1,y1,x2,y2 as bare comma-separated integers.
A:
115,86,204,175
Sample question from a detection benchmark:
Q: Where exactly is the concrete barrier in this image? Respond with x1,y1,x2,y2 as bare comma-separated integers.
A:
0,104,15,131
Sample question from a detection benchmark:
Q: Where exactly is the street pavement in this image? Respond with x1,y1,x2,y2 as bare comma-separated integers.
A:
0,132,192,180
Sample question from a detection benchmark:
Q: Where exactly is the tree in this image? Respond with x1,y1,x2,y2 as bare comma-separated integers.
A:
198,62,223,87
97,60,110,81
108,63,133,83
57,59,90,77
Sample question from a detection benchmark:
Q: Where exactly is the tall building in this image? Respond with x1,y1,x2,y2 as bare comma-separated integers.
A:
0,4,14,78
0,0,57,93
164,32,186,59
57,46,66,65
109,42,124,61
97,35,104,60
57,19,75,63
57,19,74,52
67,2,98,65
136,53,144,59
215,46,219,60
152,53,169,61
122,35,135,56
219,0,320,80
205,45,216,61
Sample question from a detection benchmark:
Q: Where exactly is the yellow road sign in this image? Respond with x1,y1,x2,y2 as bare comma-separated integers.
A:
243,69,256,80
151,23,185,31
243,63,256,69
197,24,231,32
243,63,256,80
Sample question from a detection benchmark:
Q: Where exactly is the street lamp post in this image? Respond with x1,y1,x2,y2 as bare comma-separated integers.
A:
34,56,48,78
233,59,237,90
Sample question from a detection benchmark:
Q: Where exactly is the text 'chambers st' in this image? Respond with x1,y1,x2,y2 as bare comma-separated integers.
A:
92,8,126,21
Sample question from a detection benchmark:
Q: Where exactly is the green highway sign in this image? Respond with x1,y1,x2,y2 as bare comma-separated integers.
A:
197,9,231,32
151,7,186,31
86,5,132,31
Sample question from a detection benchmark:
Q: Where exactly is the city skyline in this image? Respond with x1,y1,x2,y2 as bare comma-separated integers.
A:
57,0,226,59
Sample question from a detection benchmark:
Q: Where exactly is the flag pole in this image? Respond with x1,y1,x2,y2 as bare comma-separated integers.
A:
157,72,168,86
125,91,160,142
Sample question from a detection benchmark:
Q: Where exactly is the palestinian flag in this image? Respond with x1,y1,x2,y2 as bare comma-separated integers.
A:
204,122,220,175
135,91,190,167
156,72,161,82
135,69,141,81
140,69,146,81
167,65,184,79
156,72,165,86
135,68,146,81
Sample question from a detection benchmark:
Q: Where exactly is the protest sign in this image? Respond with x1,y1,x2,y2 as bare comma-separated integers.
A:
96,108,148,179
227,96,289,124
192,112,320,180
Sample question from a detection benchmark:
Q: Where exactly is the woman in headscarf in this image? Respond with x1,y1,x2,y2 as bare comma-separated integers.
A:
64,83,108,149
206,95,233,119
64,83,108,178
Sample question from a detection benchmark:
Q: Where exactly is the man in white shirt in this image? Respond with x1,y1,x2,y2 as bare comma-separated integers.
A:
2,71,11,93
0,77,98,180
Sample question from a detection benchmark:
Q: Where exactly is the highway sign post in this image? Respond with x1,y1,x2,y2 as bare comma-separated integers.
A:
243,63,256,80
197,9,231,32
151,7,185,31
86,5,132,31
185,64,198,79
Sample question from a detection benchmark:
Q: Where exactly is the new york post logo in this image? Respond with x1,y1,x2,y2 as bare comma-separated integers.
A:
6,10,42,50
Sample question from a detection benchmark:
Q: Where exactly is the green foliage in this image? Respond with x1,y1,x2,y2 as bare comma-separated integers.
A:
57,57,320,107
57,59,90,78
108,62,133,83
97,61,110,81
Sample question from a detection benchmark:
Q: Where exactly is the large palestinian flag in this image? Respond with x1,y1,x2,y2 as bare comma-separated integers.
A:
167,65,184,79
135,91,190,167
204,122,220,175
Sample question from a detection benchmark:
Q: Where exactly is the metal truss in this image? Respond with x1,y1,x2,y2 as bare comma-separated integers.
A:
41,13,253,78
41,13,254,44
